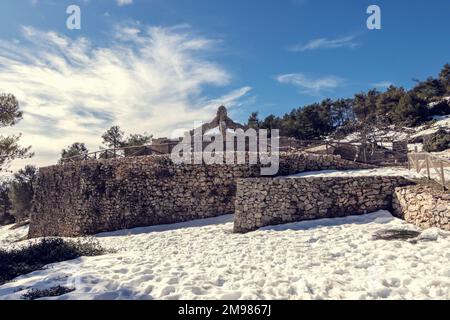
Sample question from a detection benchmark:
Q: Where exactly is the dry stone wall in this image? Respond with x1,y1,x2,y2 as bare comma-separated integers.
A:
393,185,450,231
234,176,413,233
29,152,370,238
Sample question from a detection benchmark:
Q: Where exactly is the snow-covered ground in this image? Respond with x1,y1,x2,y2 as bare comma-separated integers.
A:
0,224,28,248
284,167,450,191
338,114,450,143
432,149,450,159
411,114,450,139
0,211,449,300
282,167,424,180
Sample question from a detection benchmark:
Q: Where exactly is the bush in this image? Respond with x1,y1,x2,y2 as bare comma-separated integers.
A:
9,165,38,222
393,93,429,126
0,181,14,226
423,129,450,152
0,238,106,285
429,101,450,116
22,285,75,300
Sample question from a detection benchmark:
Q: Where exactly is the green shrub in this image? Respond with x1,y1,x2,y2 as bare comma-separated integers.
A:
9,165,38,222
22,285,75,300
429,101,450,116
423,129,450,152
0,238,106,285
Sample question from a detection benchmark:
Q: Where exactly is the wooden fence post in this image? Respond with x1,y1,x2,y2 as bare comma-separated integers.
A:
415,154,419,173
440,160,446,191
426,156,431,180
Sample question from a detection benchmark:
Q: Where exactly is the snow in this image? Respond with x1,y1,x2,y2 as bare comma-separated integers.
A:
204,127,239,136
0,224,28,248
338,129,411,143
282,167,424,180
428,96,450,108
1,211,449,300
283,167,450,189
432,149,450,159
411,115,450,138
337,113,450,143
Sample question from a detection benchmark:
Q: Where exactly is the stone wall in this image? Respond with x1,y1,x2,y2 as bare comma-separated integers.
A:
234,176,413,233
29,152,370,238
393,185,450,231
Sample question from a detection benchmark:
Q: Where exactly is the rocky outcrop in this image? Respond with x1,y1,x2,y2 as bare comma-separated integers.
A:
234,176,413,233
393,185,450,231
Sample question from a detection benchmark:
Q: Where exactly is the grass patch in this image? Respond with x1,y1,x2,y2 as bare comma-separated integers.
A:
21,285,75,300
372,229,421,241
0,238,106,286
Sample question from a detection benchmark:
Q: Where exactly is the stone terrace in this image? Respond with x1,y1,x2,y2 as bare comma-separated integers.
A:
29,152,371,238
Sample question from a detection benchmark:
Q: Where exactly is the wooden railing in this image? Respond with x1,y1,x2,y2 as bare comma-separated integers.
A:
320,141,408,165
60,138,413,167
60,144,170,164
408,152,450,190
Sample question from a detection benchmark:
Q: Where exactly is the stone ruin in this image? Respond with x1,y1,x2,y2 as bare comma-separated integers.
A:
125,106,312,156
190,105,246,138
27,106,448,238
29,152,373,238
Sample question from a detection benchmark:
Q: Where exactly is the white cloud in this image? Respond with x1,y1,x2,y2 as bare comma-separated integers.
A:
276,73,344,94
0,25,251,171
116,0,133,6
289,35,358,52
372,81,393,89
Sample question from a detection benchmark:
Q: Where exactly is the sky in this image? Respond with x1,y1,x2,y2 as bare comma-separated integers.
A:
0,0,449,172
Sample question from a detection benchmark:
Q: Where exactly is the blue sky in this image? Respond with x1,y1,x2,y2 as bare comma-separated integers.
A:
0,0,449,170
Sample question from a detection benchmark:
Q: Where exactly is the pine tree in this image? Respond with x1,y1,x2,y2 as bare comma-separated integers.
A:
260,115,282,130
247,112,260,129
61,142,89,160
411,77,445,101
0,181,12,224
9,165,38,222
393,93,428,126
353,90,380,122
101,126,125,149
124,133,153,147
0,94,33,172
376,86,406,122
331,99,354,127
439,63,450,93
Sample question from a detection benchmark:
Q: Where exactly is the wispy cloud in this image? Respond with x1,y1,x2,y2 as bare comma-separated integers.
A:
371,81,393,89
0,25,251,170
116,0,133,6
276,73,345,95
289,35,358,52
